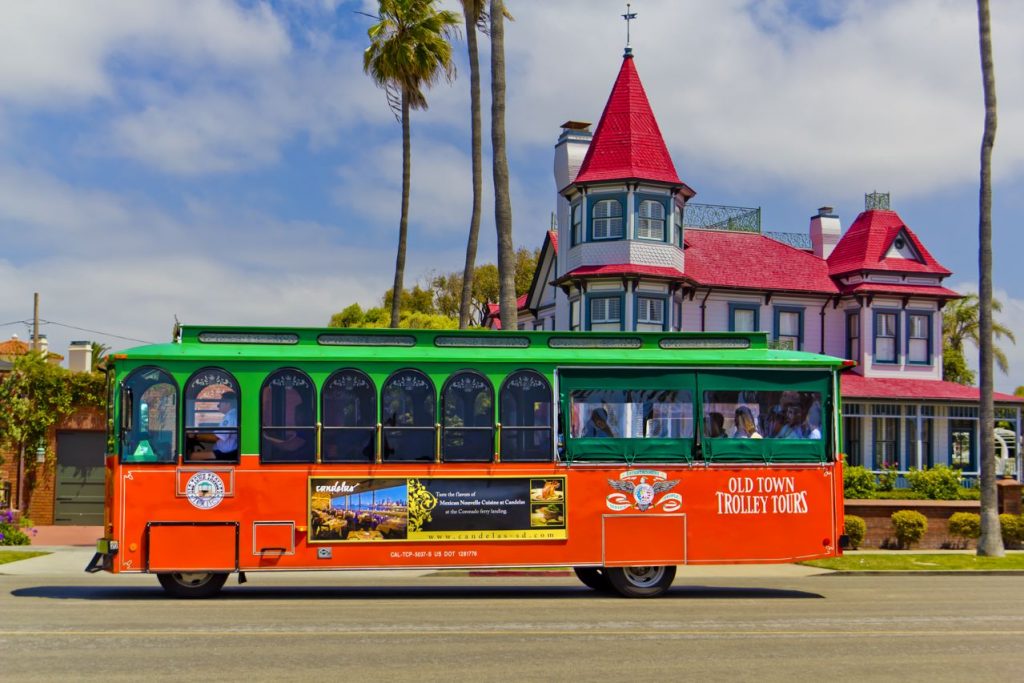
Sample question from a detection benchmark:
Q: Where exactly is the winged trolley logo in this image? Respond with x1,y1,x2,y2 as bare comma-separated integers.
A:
606,469,682,512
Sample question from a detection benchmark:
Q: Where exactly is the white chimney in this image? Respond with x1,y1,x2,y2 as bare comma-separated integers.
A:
37,334,48,354
68,340,92,373
554,121,592,267
810,206,842,259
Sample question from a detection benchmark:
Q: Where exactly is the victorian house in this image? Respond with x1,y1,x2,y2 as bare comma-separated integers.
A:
494,47,1022,482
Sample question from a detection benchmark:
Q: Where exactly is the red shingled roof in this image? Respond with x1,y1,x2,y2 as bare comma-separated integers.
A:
840,282,961,298
0,337,30,356
841,373,1024,403
573,54,683,187
682,229,838,293
548,230,558,254
486,294,529,330
827,210,951,278
559,264,686,281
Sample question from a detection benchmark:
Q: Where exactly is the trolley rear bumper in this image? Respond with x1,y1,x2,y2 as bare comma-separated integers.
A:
84,539,118,573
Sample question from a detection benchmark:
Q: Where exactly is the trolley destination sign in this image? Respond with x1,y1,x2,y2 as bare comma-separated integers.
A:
309,476,568,542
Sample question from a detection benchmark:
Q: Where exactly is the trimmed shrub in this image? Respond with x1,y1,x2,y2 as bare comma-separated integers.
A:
843,465,876,499
844,515,866,550
947,512,981,541
956,487,981,501
891,510,928,548
873,490,926,500
905,466,961,500
1000,514,1024,548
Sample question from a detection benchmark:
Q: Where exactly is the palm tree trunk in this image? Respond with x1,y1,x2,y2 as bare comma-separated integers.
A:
459,10,483,329
490,0,516,330
390,91,412,329
976,0,1003,557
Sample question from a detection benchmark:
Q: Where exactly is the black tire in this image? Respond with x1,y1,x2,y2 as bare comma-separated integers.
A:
157,572,228,599
574,567,613,592
604,565,676,598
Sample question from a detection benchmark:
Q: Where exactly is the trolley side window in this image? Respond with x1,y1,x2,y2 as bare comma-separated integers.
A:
699,369,830,464
560,369,696,463
120,366,178,463
442,370,494,462
322,369,377,463
260,368,317,463
381,369,436,462
183,368,240,463
499,370,553,462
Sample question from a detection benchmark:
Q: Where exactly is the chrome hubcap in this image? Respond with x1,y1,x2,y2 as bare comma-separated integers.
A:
172,572,213,587
622,566,666,588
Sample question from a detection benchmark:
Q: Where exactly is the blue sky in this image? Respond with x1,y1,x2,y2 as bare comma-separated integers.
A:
1,0,1023,390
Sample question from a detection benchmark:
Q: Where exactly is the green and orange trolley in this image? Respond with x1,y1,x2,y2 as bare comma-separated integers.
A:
87,325,848,598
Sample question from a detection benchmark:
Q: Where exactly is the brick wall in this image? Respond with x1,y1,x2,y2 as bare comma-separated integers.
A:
845,499,981,549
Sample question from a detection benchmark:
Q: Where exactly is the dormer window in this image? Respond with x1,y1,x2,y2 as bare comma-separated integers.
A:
638,200,665,240
593,199,623,239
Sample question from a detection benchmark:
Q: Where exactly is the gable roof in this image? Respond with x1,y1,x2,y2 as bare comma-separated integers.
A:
827,209,951,278
682,229,838,294
572,53,685,188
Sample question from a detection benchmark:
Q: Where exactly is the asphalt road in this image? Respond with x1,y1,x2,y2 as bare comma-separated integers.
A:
1,561,1022,682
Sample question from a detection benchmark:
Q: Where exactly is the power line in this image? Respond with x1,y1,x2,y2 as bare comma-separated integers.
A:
39,319,156,345
0,319,31,328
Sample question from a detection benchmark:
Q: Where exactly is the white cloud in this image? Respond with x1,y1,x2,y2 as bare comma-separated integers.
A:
0,1,290,105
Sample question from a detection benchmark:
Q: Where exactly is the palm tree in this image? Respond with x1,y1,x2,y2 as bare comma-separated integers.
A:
942,293,1015,384
364,0,460,328
490,0,516,330
458,1,485,329
976,0,1002,557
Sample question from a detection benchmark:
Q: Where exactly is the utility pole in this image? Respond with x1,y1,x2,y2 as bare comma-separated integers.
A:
32,292,40,351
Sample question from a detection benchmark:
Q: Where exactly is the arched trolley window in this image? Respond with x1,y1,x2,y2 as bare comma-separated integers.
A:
183,367,240,463
322,369,377,463
260,368,317,463
442,371,494,462
382,369,436,462
499,370,553,461
120,366,178,463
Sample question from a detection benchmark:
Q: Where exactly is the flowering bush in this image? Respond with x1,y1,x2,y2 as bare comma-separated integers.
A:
0,509,31,546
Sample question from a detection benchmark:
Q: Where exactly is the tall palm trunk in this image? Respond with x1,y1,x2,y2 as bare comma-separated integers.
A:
390,91,412,329
976,0,1002,556
459,7,483,329
490,0,516,330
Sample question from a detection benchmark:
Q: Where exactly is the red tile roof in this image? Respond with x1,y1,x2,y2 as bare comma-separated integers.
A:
0,338,30,355
548,230,558,254
559,264,686,281
827,210,951,278
573,54,684,187
841,373,1024,403
840,282,961,298
682,229,838,293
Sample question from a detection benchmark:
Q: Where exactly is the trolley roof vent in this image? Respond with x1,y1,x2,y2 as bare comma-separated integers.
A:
198,332,299,345
318,333,416,347
434,335,530,348
548,336,642,350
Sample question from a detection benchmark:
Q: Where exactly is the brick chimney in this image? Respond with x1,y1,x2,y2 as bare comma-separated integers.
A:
810,206,841,260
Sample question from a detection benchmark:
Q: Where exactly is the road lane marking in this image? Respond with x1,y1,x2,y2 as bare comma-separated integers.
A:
1,629,1022,638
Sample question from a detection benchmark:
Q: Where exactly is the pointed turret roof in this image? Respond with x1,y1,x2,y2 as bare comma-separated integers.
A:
827,209,951,278
573,52,686,189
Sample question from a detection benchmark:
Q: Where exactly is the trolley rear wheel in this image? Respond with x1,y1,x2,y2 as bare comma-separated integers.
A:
573,567,613,592
157,571,228,599
604,565,676,598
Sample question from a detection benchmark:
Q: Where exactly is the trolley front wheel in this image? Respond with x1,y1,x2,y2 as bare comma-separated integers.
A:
604,565,676,598
157,571,228,599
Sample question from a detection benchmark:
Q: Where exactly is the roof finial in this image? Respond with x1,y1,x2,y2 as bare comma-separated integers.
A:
622,3,637,56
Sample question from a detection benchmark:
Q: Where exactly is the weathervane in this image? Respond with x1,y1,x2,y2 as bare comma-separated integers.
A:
622,3,637,54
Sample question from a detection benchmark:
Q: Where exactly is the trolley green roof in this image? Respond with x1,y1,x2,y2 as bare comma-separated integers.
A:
113,325,848,368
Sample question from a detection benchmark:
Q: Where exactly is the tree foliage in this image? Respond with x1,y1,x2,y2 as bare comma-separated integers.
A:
328,248,539,329
942,293,1015,385
0,353,104,469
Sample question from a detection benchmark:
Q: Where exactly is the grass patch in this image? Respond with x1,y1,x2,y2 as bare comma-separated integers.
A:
802,553,1024,571
0,550,49,565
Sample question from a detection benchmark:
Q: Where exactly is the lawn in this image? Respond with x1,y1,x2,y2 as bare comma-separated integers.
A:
803,553,1024,571
0,550,49,565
